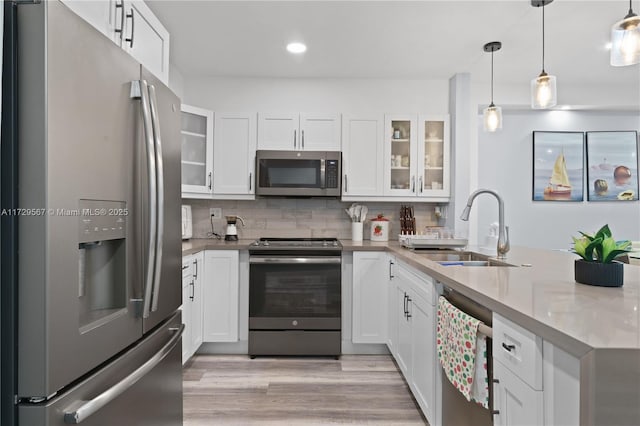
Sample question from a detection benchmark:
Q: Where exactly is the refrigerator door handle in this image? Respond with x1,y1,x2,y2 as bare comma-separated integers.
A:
62,324,184,424
148,84,164,313
131,80,157,319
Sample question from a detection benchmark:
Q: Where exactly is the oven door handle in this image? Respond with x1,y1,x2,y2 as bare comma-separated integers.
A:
249,256,341,264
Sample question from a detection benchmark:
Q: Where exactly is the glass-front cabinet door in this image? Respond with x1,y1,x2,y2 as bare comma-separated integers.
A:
181,104,214,195
384,114,417,196
383,114,450,199
417,115,450,198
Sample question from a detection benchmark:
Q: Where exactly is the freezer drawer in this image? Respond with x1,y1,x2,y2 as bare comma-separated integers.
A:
19,313,183,426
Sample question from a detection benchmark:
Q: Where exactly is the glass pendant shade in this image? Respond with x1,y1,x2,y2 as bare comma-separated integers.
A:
483,104,502,132
482,41,502,132
531,72,557,109
610,13,640,66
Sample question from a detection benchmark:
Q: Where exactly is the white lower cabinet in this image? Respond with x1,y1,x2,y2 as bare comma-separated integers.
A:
387,261,437,425
493,313,580,425
181,252,203,364
410,291,436,422
493,360,544,426
386,256,397,355
395,282,412,376
181,256,192,364
352,251,389,344
202,250,240,342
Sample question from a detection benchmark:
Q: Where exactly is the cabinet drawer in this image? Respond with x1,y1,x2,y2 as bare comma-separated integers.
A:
182,257,192,278
398,262,435,306
493,313,543,390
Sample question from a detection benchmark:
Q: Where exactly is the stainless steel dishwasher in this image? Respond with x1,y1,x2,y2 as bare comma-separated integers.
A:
441,287,494,426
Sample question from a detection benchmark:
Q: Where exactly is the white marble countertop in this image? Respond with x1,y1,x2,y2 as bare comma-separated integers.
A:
183,238,640,356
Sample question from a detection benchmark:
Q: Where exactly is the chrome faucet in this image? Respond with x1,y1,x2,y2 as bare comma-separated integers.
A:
460,189,510,259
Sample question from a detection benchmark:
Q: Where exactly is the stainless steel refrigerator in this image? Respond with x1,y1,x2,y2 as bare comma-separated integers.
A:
1,1,183,425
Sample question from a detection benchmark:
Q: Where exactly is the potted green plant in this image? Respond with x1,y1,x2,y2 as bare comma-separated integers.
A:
572,224,632,287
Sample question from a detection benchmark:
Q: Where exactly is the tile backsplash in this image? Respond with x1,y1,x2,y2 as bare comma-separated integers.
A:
183,198,443,240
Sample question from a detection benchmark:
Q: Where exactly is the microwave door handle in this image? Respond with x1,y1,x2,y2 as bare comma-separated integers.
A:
320,158,326,189
148,84,164,313
131,80,157,319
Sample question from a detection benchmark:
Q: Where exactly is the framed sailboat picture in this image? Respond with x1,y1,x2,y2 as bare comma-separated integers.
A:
532,131,584,202
586,131,639,201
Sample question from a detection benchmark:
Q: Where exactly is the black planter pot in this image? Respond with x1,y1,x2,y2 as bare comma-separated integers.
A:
574,259,624,287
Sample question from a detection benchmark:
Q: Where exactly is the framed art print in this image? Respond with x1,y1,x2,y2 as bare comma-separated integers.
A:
586,131,639,201
532,131,584,201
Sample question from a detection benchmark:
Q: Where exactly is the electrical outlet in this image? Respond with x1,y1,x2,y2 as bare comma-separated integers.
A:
209,208,222,218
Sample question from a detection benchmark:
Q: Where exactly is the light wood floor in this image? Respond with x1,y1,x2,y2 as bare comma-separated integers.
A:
183,354,428,425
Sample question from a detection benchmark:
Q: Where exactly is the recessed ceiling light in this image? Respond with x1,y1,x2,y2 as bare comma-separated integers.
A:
286,42,307,54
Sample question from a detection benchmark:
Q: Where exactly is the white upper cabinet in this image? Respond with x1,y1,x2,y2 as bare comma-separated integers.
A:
257,113,341,151
60,0,170,84
299,114,341,151
122,0,170,84
417,115,450,198
181,105,214,196
383,114,450,200
213,112,257,198
257,113,298,150
341,115,384,198
384,114,419,197
60,0,116,43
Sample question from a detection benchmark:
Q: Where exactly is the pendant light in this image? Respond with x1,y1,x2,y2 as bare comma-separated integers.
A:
483,42,502,132
611,0,640,66
530,0,557,109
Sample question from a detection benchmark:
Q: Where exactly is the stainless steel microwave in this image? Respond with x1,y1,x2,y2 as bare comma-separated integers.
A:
255,150,341,197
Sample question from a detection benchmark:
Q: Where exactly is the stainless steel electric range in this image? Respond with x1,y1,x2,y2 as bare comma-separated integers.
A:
248,238,342,357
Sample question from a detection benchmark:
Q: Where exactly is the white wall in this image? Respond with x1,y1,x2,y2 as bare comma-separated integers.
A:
182,75,640,249
183,77,449,113
475,110,640,250
169,62,185,100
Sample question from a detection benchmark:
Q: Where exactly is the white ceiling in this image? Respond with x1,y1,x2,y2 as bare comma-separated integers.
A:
147,0,639,88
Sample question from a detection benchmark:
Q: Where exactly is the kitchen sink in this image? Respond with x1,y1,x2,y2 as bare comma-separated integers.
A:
415,251,514,267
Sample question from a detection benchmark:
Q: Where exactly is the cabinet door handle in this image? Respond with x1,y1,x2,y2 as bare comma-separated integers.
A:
249,172,252,191
114,0,125,40
192,259,197,279
293,130,297,149
125,9,134,48
501,342,516,352
301,129,305,149
208,172,212,190
344,174,348,193
389,260,395,279
491,410,500,416
419,176,423,193
189,280,194,301
403,293,408,316
406,296,412,319
411,175,415,193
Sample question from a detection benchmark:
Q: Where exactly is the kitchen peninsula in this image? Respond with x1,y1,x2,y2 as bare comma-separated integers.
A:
184,239,640,425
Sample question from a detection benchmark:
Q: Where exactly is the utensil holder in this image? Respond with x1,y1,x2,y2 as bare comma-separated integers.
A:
351,222,363,242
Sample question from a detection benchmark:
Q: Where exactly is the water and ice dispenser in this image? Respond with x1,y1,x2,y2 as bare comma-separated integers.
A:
78,199,127,331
